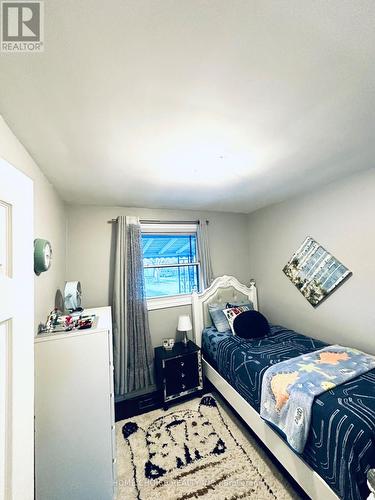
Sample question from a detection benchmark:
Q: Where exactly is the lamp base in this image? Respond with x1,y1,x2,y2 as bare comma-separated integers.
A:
182,331,188,347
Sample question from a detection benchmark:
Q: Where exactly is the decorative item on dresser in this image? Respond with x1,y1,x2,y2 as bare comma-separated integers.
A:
155,340,203,410
162,337,175,350
64,280,82,312
34,306,116,500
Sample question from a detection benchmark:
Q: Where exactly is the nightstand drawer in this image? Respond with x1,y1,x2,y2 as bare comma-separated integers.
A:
164,352,200,397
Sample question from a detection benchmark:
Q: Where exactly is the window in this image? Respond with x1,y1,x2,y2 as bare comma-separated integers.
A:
141,224,200,303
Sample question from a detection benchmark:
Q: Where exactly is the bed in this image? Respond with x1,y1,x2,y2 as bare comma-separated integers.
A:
192,275,375,500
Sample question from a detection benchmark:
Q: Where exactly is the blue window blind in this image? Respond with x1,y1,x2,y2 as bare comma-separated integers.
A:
141,233,199,298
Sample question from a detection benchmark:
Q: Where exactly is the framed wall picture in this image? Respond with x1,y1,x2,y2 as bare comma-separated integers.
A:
283,237,352,307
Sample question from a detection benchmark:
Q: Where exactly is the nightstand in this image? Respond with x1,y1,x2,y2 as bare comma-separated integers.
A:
155,340,203,409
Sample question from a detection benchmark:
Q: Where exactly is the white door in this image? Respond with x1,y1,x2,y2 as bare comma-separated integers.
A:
0,158,33,500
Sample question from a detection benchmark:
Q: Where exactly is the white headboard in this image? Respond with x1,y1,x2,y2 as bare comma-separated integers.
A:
192,275,258,347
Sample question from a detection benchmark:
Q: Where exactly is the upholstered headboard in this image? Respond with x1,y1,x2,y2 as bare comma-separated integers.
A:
192,275,258,347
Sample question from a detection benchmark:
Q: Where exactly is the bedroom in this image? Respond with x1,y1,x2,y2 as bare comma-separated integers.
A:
0,1,374,499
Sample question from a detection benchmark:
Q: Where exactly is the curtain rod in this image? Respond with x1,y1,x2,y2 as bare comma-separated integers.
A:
107,218,208,224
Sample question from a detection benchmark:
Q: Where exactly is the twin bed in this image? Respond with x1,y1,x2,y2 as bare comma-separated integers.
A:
191,275,375,500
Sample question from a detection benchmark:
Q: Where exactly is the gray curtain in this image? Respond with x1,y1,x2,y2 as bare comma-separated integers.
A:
112,216,154,397
197,219,214,289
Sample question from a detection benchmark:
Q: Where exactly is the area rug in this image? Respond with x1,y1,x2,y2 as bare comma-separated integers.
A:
116,394,299,499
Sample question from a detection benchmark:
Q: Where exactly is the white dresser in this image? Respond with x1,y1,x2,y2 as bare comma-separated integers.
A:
34,307,116,500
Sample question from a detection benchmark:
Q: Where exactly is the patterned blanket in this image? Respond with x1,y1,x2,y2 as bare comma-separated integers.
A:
260,345,375,453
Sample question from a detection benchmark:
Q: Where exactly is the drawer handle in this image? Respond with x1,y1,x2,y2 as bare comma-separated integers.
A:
180,361,184,367
182,384,186,390
181,372,185,378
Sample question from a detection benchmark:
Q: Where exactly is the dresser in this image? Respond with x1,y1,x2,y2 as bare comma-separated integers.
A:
34,307,116,500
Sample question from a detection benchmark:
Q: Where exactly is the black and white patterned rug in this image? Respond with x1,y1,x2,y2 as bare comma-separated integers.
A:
116,394,298,499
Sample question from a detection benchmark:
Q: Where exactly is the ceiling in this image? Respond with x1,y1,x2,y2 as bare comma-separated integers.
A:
1,0,374,213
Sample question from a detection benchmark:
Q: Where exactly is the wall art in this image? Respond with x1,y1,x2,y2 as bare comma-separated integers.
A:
283,237,352,307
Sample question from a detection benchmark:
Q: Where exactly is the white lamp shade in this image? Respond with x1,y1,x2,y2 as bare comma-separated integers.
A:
177,315,192,332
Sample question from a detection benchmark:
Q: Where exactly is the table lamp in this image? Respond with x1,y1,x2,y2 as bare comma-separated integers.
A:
177,315,192,347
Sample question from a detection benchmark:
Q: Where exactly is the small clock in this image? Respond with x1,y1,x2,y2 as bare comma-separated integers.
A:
34,239,52,275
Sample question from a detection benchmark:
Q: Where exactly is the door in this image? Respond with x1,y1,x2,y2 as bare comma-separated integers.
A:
0,158,33,500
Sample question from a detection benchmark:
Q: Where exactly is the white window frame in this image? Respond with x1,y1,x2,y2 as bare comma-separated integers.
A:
141,223,201,310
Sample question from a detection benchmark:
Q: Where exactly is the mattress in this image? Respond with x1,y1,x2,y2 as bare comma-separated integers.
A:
201,325,375,500
201,326,232,367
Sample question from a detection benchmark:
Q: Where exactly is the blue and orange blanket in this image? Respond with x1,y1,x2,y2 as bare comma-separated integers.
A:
260,345,375,453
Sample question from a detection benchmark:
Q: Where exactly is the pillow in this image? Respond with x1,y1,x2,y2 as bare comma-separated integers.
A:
233,310,270,339
226,301,254,310
222,305,251,334
208,304,231,333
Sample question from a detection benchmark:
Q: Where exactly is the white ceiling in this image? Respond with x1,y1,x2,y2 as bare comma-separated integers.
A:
1,0,374,213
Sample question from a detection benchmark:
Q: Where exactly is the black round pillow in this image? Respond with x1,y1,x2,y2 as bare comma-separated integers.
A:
233,310,270,339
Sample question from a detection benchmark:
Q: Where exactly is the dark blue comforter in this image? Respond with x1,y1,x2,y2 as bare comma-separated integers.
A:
202,325,375,500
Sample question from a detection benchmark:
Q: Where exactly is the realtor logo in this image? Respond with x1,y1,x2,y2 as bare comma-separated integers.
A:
1,1,44,52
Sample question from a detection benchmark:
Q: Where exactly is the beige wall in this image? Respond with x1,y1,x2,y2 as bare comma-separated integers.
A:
0,116,66,330
66,205,251,347
248,168,375,355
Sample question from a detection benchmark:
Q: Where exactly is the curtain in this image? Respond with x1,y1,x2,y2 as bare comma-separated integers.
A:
112,215,154,396
197,219,214,289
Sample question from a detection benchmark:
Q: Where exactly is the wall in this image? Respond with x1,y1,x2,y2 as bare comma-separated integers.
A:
247,168,375,355
66,205,251,347
0,116,66,330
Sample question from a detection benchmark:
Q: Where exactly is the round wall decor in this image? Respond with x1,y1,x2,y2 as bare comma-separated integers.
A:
34,239,52,276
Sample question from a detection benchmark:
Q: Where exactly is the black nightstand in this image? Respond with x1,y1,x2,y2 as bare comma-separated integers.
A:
155,341,203,409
